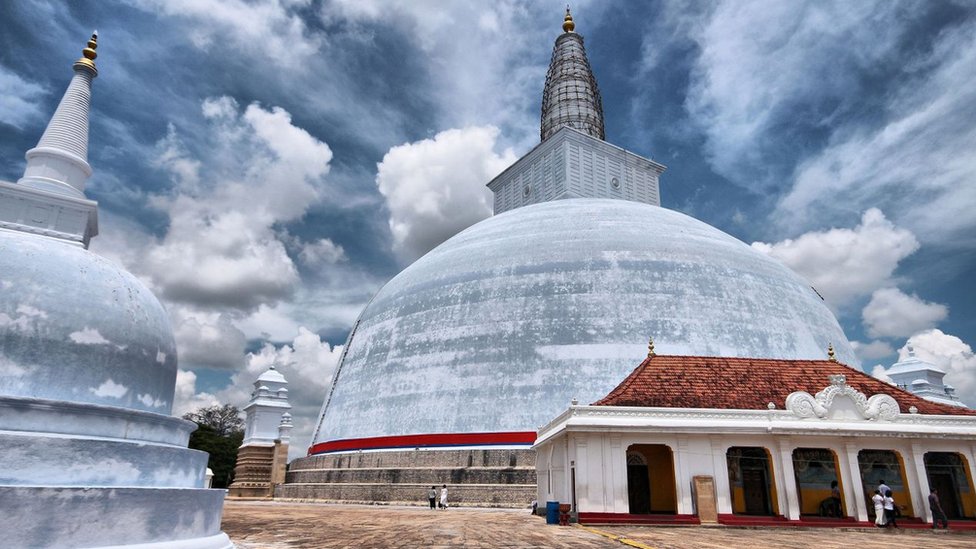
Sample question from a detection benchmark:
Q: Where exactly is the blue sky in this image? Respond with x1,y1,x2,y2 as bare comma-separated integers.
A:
3,1,975,452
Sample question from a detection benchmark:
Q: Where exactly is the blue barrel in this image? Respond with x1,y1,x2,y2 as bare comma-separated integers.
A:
546,501,559,525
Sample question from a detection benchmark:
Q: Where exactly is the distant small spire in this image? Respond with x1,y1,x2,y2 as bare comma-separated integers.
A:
647,336,656,358
75,31,99,75
562,6,575,33
907,342,916,357
827,343,836,362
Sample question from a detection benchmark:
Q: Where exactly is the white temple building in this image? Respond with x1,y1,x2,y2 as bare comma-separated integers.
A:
535,345,976,527
0,33,231,548
884,344,965,408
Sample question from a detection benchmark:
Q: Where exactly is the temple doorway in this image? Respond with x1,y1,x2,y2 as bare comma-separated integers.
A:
626,445,676,514
727,447,776,515
857,449,914,518
925,452,976,519
792,448,844,517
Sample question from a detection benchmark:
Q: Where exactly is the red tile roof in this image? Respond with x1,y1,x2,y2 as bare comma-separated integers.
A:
593,355,974,416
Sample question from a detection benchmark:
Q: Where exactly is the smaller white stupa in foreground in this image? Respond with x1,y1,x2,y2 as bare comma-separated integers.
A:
0,33,232,548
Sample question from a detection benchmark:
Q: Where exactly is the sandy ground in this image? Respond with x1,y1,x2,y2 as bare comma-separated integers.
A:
222,501,976,548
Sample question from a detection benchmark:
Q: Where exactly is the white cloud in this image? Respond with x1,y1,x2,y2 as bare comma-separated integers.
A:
779,22,976,244
69,328,110,345
171,310,247,370
90,379,129,399
132,0,319,68
902,330,976,407
751,208,918,308
172,369,220,417
299,238,346,266
850,340,895,362
870,364,894,385
862,288,948,339
144,97,333,311
176,327,345,459
376,126,516,262
682,1,903,188
0,65,47,129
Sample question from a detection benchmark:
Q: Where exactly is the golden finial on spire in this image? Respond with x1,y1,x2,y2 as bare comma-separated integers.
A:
647,336,656,358
827,343,836,362
562,6,575,33
74,31,98,74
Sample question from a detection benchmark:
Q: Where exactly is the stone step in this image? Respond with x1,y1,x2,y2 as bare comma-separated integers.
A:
276,482,536,508
286,466,536,485
291,448,536,470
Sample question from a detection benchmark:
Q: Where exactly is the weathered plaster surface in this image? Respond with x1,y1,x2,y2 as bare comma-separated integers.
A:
314,199,855,445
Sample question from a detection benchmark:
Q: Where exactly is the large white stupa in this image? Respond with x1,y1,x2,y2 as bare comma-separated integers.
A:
305,8,855,456
0,33,231,548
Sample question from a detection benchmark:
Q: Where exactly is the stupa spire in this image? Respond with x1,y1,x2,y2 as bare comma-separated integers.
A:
18,31,99,199
540,8,605,141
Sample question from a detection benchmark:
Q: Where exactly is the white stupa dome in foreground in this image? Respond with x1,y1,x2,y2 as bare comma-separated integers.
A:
311,198,856,449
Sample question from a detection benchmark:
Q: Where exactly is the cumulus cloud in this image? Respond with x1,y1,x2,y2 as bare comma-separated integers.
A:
862,288,948,339
870,364,894,385
751,208,918,308
376,126,516,262
0,65,47,130
171,310,247,370
902,330,976,406
172,369,220,417
850,340,895,362
298,238,346,266
144,97,332,311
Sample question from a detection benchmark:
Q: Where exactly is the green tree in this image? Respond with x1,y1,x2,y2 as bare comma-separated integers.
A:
183,404,245,488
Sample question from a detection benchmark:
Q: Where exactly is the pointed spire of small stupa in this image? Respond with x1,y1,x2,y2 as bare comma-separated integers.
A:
647,336,656,358
827,343,837,362
18,31,100,199
541,8,605,141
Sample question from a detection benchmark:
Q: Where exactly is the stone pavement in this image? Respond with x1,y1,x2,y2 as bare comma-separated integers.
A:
222,501,976,548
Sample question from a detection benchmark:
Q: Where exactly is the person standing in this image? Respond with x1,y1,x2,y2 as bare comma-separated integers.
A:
428,486,437,510
872,490,886,527
829,480,843,517
440,484,449,510
878,479,891,498
884,490,898,528
929,488,949,529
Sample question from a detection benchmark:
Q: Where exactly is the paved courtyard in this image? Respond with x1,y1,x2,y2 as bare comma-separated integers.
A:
222,501,976,548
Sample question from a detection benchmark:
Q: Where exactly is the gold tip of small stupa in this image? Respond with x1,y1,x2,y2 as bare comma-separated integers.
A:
827,343,836,362
75,31,98,73
647,337,656,358
562,6,575,33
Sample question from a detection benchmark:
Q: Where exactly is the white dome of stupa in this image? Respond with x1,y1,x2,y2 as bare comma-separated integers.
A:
0,230,177,413
312,198,856,447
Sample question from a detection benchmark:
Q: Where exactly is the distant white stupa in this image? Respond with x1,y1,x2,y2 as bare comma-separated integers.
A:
0,33,232,548
886,343,965,408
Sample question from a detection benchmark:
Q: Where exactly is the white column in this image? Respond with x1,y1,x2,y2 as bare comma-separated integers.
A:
768,440,790,518
675,436,692,515
710,438,732,515
575,436,590,511
834,444,859,519
608,435,625,513
908,442,931,523
844,442,868,522
776,439,801,520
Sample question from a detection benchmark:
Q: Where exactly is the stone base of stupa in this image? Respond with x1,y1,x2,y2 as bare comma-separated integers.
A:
0,396,232,548
276,448,536,508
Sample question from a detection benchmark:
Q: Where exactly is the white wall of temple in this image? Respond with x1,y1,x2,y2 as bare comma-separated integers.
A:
536,431,976,524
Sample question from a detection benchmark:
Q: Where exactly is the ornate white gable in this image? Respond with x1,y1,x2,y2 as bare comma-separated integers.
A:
785,374,900,421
